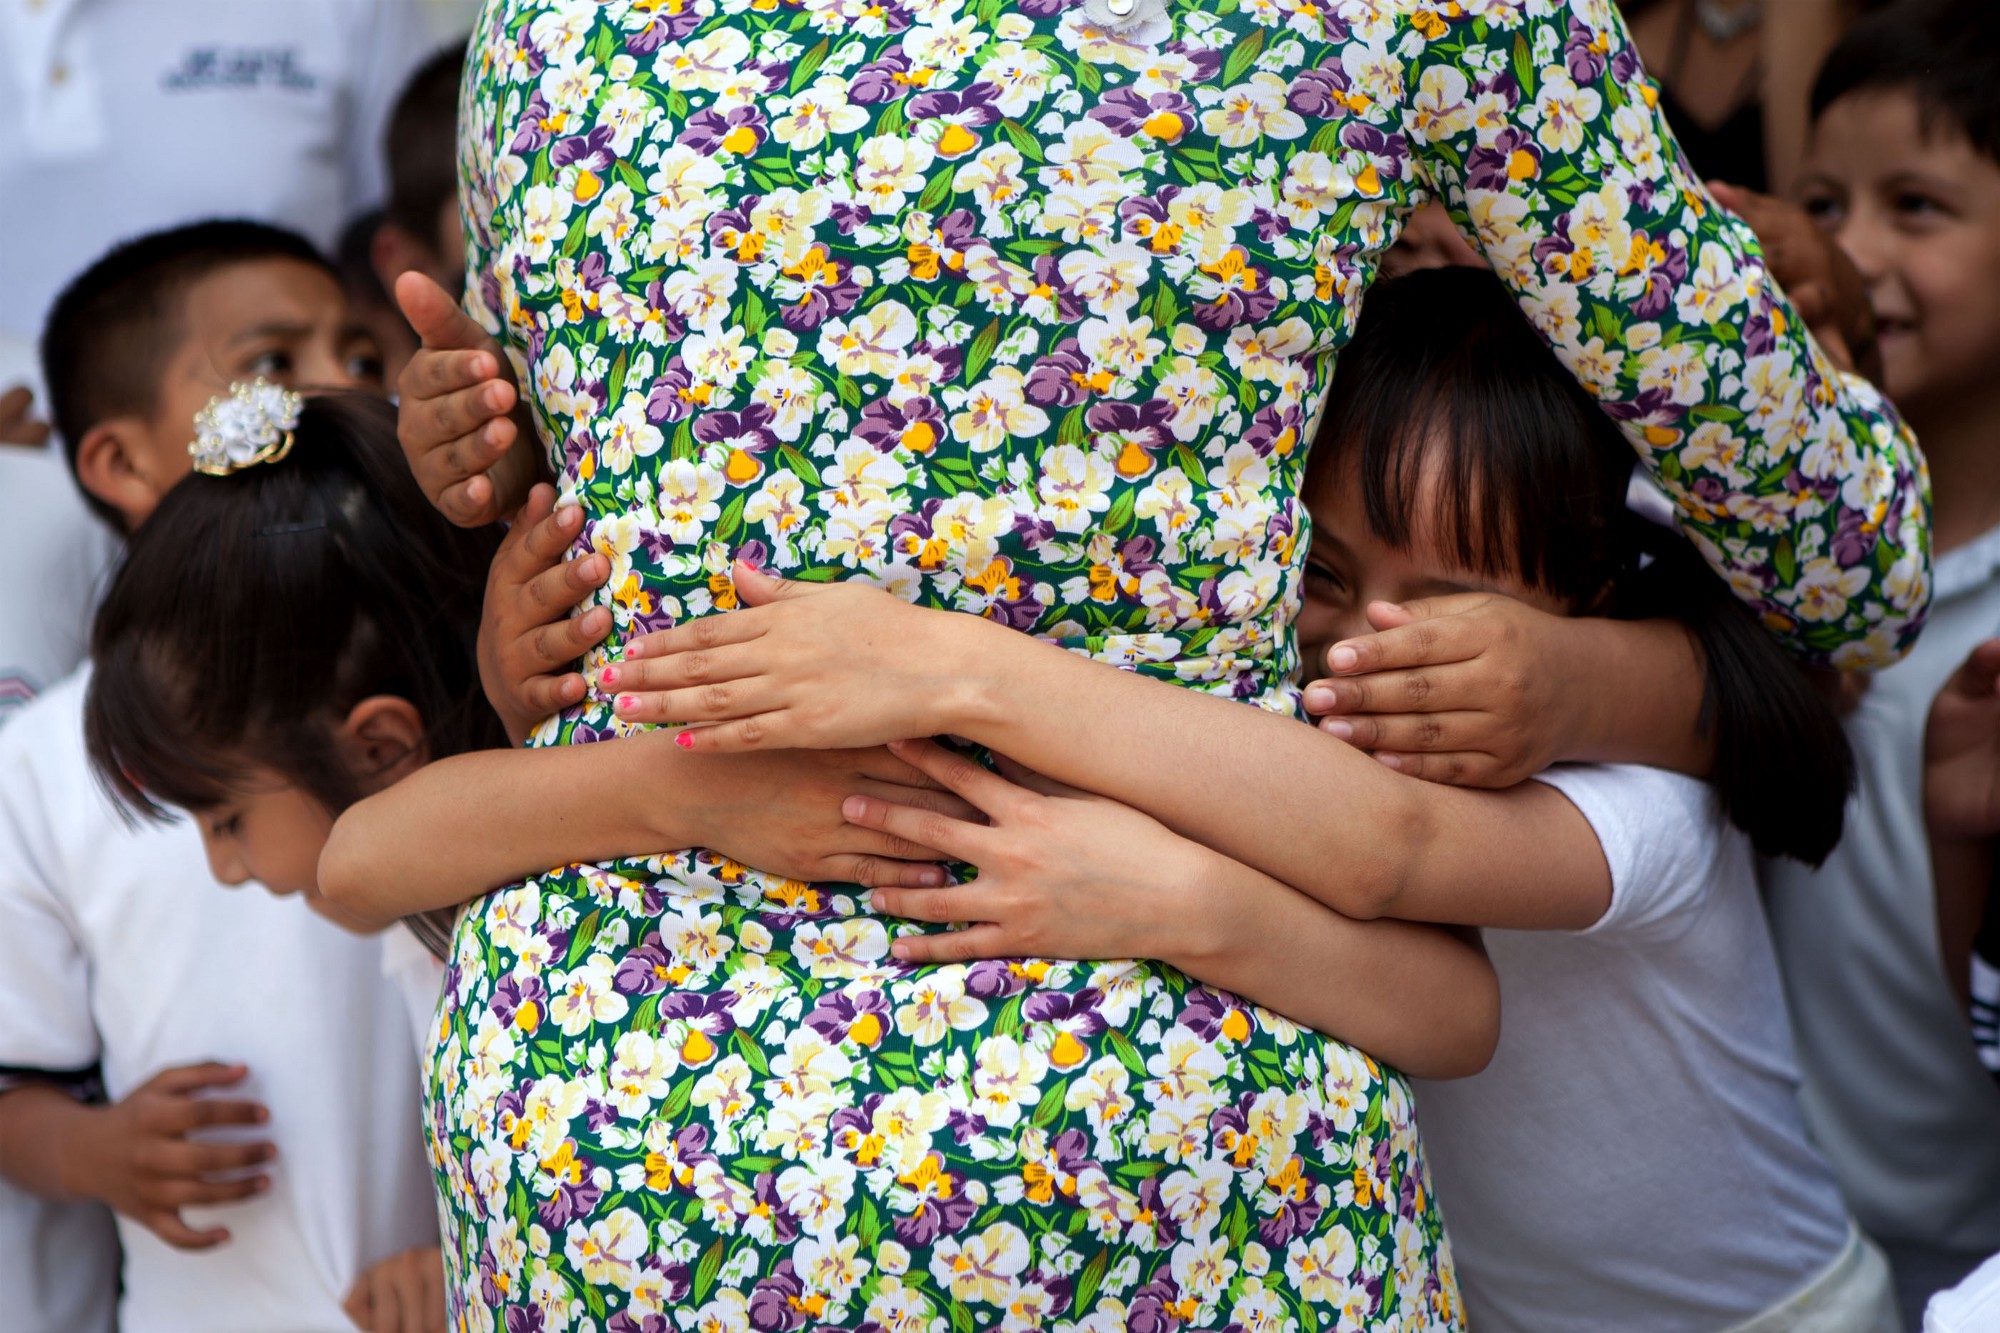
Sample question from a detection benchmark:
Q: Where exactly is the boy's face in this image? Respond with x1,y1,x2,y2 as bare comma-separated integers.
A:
1799,90,2000,413
107,258,385,528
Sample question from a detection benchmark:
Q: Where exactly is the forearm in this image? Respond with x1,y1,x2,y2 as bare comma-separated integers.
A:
1565,617,1711,775
0,1085,96,1202
1932,831,1994,1008
1409,5,1929,666
1169,852,1498,1080
320,734,685,928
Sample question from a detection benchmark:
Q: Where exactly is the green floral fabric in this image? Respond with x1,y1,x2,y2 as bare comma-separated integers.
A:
427,0,1930,1329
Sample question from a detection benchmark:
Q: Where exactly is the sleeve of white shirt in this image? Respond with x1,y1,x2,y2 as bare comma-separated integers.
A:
1531,764,1725,943
1927,1252,2000,1333
0,729,101,1077
339,0,451,214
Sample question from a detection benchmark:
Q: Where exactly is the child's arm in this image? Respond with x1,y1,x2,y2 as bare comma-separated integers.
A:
608,567,1622,931
1302,595,1710,787
0,1063,273,1250
857,743,1500,1080
317,735,963,931
1925,639,2000,1004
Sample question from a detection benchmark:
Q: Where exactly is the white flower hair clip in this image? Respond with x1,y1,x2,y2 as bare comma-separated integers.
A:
189,378,303,476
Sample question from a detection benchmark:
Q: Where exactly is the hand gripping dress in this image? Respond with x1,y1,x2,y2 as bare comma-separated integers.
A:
430,1,1928,1329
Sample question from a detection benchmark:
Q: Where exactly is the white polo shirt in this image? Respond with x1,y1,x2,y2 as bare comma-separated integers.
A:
0,0,440,341
0,671,440,1333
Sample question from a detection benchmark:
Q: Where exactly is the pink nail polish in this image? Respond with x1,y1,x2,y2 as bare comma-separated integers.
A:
616,693,639,713
674,731,693,749
599,666,620,686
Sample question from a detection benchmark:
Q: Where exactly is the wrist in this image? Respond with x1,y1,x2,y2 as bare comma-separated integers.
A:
929,611,1027,739
52,1098,109,1202
627,730,710,849
1153,843,1239,972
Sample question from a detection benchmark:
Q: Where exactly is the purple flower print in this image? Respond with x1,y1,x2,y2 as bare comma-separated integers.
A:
1287,62,1350,119
490,973,549,1031
613,931,677,996
508,91,556,155
829,199,874,235
906,209,980,280
659,993,738,1056
679,106,769,157
644,356,705,425
1024,988,1109,1066
624,1,703,50
1564,15,1609,83
1191,248,1280,331
859,395,947,457
803,989,891,1049
505,1308,546,1333
848,49,916,105
1129,1275,1187,1333
907,82,1001,157
1089,89,1196,142
1135,1173,1180,1247
965,958,1029,1000
1251,206,1293,244
694,404,781,485
891,1154,978,1246
1242,403,1305,460
1468,127,1542,193
584,1097,619,1132
707,198,763,262
1628,236,1691,321
608,1315,670,1333
776,245,863,330
551,125,616,173
1178,986,1255,1043
537,1153,603,1229
1085,399,1175,480
945,1107,990,1146
1017,0,1076,18
750,1172,802,1245
1025,338,1103,407
749,1261,812,1332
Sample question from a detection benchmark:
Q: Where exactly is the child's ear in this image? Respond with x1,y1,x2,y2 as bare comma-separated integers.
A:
73,417,172,530
339,696,431,793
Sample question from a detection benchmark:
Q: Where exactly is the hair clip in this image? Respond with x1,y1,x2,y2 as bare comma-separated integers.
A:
189,378,303,477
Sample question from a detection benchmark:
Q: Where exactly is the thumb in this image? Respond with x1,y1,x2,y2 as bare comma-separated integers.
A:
395,270,493,353
1363,600,1415,632
732,558,809,606
1949,638,2000,699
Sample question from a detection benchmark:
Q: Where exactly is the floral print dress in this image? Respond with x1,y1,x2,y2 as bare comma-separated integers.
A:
430,1,1929,1330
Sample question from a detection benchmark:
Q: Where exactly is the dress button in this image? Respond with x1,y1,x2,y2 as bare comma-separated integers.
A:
1108,0,1135,12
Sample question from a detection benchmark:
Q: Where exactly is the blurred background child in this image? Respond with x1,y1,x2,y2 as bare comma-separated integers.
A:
0,221,437,1333
1760,3,2000,1323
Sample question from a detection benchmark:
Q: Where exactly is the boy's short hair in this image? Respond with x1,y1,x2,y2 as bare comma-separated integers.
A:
39,219,330,526
384,47,466,245
1813,0,2000,160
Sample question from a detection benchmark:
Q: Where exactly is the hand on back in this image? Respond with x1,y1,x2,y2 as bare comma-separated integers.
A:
64,1061,274,1250
479,482,613,745
1926,639,2000,840
342,1244,447,1333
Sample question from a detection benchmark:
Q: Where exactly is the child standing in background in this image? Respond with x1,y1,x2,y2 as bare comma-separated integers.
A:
1762,1,2000,1322
0,221,441,1333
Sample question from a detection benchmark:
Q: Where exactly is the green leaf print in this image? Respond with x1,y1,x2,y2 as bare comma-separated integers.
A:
949,1302,976,1333
917,169,954,214
1107,1028,1147,1080
1058,404,1088,447
1031,1080,1066,1128
1308,119,1342,157
1106,487,1136,535
1775,536,1797,585
995,994,1024,1037
695,1239,725,1303
790,38,830,93
733,1027,771,1075
1512,34,1535,98
661,1075,692,1120
565,910,602,967
1075,1248,1110,1312
716,491,747,543
965,318,1002,384
1075,60,1101,94
876,98,907,139
744,289,769,339
1000,118,1044,161
1222,28,1265,85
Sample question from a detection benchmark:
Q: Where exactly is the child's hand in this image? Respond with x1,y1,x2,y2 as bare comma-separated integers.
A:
1925,639,2000,839
393,271,541,527
1709,181,1881,383
0,384,50,447
480,483,612,745
64,1062,273,1250
1303,595,1585,788
604,562,991,753
850,739,1203,964
677,744,974,889
342,1245,447,1333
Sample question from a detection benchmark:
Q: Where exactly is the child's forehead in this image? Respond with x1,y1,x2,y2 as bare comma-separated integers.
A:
1816,87,1997,174
179,256,347,341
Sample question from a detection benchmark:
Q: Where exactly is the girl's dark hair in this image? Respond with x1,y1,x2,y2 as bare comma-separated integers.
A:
1311,268,1852,865
86,393,506,819
1812,0,2000,163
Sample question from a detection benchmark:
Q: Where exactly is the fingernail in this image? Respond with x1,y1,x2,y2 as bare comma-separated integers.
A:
1303,685,1335,713
842,796,868,820
674,731,693,749
556,504,580,527
918,869,944,887
890,941,911,961
599,666,620,686
867,891,884,911
616,694,639,713
1323,718,1353,741
1330,646,1359,672
1376,752,1403,771
254,1177,271,1192
624,640,646,660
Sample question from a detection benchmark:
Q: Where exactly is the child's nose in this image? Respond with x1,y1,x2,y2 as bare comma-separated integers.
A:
1833,209,1891,286
199,834,251,887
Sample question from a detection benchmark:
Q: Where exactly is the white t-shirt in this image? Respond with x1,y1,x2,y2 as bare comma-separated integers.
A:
0,0,438,342
1413,764,1852,1333
1763,523,2000,1259
0,671,439,1333
1926,1251,2000,1333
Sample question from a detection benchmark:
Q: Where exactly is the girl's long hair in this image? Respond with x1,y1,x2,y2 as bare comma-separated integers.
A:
1312,267,1852,865
86,392,506,819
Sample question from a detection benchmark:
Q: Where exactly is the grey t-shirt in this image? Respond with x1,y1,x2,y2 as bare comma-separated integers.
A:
1763,524,2000,1256
1415,764,1850,1333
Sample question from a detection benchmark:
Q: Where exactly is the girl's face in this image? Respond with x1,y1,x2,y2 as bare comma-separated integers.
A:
1297,458,1570,673
1797,90,2000,414
194,769,371,929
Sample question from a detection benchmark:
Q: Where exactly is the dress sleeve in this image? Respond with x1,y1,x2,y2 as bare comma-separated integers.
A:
1393,3,1930,669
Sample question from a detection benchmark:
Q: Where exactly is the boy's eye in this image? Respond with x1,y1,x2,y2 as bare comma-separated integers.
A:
1892,192,1945,220
1799,194,1844,228
248,350,294,380
1304,562,1347,596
